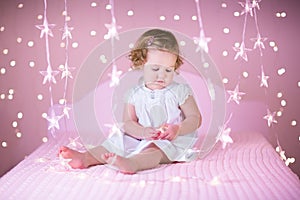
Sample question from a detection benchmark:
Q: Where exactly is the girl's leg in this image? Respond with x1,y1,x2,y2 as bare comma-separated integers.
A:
59,145,109,169
102,143,171,174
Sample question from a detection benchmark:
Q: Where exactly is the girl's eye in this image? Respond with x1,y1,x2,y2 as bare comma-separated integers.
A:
166,68,173,73
152,67,159,71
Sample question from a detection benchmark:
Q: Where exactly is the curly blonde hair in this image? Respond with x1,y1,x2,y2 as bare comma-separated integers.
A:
128,29,183,70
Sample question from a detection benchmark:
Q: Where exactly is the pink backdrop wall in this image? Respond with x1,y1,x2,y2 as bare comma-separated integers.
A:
0,0,299,177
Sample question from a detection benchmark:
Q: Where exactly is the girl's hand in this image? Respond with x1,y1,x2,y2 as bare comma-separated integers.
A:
142,127,161,140
156,123,179,141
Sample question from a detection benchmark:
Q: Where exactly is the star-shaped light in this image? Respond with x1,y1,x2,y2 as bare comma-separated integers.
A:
108,65,122,87
40,65,60,84
104,123,123,138
68,137,83,150
251,0,261,10
217,123,233,149
227,84,246,104
59,62,75,80
233,42,251,62
263,109,278,127
104,17,122,40
239,1,254,16
258,67,269,88
63,105,71,119
250,33,267,56
45,109,63,132
35,17,56,38
61,24,74,40
193,29,211,53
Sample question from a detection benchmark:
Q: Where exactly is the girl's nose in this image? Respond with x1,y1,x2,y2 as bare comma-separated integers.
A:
158,69,165,78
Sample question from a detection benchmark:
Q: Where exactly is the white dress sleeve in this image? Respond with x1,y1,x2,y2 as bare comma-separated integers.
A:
176,83,194,106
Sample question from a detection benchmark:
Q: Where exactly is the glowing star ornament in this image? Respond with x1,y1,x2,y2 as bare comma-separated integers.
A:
258,67,269,88
40,65,60,84
68,137,84,150
239,1,254,16
216,114,233,149
227,84,246,104
105,17,122,40
251,0,261,10
251,33,267,56
193,30,211,53
105,123,123,138
263,109,278,127
45,109,63,133
63,105,71,119
61,25,74,40
108,65,122,87
59,63,74,80
233,42,251,62
35,17,56,38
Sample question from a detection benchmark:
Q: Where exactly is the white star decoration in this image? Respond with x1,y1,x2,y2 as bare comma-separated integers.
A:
227,84,246,104
63,105,71,119
193,29,211,53
40,65,60,84
233,42,251,62
35,17,56,38
217,114,233,149
61,24,74,40
68,137,83,150
105,17,122,40
239,1,254,16
46,109,63,132
251,33,267,56
59,62,74,80
108,65,122,87
259,66,269,88
263,109,278,127
105,123,123,138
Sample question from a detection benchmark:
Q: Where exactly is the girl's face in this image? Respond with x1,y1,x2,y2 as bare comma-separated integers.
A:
143,49,177,90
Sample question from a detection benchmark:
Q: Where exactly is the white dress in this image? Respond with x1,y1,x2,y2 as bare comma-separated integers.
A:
101,81,198,162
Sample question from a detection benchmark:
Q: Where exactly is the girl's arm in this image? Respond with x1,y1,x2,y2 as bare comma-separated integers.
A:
158,95,202,140
177,95,202,135
122,103,160,140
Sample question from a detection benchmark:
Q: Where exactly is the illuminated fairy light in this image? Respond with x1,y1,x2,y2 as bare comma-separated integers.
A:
37,94,43,100
2,142,8,148
227,83,246,104
105,4,112,10
159,16,166,21
216,114,233,149
173,15,180,21
0,68,6,74
17,112,23,119
263,109,278,127
90,30,97,36
29,61,35,68
291,120,297,126
192,15,197,21
222,78,229,84
277,92,283,98
223,27,230,34
10,60,16,67
16,37,22,43
280,99,287,107
277,67,286,76
3,48,8,54
242,71,249,78
0,26,5,32
17,3,24,9
27,41,34,47
222,51,228,56
127,10,134,16
90,2,97,7
42,137,48,143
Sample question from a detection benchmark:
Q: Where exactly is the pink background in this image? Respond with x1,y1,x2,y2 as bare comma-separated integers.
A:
0,0,299,177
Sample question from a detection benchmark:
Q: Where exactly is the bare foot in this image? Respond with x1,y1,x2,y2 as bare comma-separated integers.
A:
59,146,88,169
101,153,137,174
